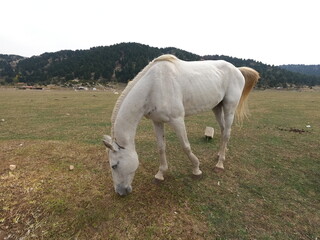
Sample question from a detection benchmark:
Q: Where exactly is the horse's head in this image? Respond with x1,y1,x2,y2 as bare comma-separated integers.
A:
103,135,139,196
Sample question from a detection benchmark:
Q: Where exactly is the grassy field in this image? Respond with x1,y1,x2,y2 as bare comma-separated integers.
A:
0,88,319,239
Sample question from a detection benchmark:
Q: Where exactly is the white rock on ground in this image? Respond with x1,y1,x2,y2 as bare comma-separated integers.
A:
9,165,17,171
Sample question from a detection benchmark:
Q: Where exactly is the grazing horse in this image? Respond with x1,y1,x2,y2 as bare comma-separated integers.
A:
103,54,259,196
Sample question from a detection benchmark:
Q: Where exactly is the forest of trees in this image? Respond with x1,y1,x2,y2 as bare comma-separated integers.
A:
1,42,319,88
279,64,320,77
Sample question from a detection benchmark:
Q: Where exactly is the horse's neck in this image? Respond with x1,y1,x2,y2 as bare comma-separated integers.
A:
113,84,149,148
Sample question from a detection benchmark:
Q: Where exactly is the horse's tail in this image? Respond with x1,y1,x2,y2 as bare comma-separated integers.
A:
236,67,260,123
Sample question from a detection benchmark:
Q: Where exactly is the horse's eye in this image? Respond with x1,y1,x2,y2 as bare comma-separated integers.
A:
112,164,118,170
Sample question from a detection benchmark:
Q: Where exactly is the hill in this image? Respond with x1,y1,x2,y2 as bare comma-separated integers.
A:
279,64,320,77
1,42,319,88
0,54,25,84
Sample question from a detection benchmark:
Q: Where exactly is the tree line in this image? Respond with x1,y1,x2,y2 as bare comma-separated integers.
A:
1,42,319,88
279,64,320,77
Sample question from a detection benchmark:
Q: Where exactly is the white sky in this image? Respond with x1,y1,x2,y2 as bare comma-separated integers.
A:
1,0,319,65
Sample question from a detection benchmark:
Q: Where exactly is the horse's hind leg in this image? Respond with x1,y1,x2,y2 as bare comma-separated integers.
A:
169,117,202,176
215,103,236,170
153,121,168,181
213,104,225,131
213,103,225,158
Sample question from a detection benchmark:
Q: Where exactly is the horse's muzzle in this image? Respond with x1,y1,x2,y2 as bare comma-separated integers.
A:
115,184,132,196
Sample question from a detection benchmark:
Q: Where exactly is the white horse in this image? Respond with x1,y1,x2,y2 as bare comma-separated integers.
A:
103,54,259,196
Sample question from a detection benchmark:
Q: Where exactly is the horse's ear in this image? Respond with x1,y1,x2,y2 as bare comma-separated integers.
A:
103,135,117,151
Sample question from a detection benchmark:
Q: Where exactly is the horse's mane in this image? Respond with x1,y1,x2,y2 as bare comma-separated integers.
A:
111,54,178,138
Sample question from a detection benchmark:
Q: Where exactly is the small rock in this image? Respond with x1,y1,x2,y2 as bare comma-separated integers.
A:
306,125,311,128
1,119,5,122
69,165,75,171
9,165,16,171
205,126,214,139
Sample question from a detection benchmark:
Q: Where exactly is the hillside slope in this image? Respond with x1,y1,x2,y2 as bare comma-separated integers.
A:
280,64,320,77
1,43,319,87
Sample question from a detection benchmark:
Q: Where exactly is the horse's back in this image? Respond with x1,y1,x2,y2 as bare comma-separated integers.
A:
145,58,244,120
176,60,244,115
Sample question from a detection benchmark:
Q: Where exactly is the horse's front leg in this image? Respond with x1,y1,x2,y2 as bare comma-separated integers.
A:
169,117,202,176
153,121,168,181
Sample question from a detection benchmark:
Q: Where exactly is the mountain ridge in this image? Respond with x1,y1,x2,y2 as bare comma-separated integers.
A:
1,42,319,88
279,64,320,77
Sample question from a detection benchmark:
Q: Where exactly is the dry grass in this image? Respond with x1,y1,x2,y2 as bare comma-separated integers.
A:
0,88,319,239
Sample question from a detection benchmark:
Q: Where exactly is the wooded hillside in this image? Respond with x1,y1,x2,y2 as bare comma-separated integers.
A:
1,42,319,88
280,64,320,77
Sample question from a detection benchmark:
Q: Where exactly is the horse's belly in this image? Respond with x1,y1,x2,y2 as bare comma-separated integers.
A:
184,95,223,116
182,82,225,116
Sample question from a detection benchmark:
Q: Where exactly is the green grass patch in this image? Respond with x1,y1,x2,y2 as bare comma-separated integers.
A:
0,88,319,239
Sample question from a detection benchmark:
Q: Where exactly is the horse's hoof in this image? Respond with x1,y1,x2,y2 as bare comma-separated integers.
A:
214,166,224,173
192,173,203,180
154,173,164,181
193,169,202,176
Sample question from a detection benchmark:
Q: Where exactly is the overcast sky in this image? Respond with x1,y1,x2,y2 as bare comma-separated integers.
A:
1,0,319,65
